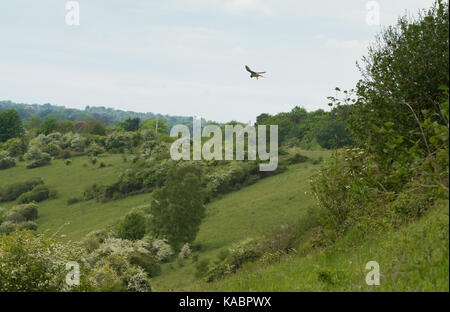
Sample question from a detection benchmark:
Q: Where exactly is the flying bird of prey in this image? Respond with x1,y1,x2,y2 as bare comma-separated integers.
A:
245,65,266,79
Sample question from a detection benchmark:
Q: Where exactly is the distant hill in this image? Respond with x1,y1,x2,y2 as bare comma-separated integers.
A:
0,100,198,128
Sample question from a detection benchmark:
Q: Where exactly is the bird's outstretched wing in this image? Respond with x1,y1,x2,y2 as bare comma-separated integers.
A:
245,65,256,74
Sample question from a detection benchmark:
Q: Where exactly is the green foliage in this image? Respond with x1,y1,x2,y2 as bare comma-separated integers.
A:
0,231,93,291
312,1,449,243
119,118,140,132
151,163,206,250
195,259,210,278
24,147,51,169
39,117,58,135
0,109,24,143
117,211,147,241
17,185,50,204
332,1,449,181
129,252,161,277
140,119,169,134
0,177,44,202
18,221,38,231
256,106,353,149
82,118,106,135
0,151,16,170
4,137,27,157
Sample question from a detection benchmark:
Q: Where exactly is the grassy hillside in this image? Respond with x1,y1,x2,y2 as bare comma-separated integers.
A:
1,149,447,292
206,201,449,292
151,150,330,291
0,154,153,240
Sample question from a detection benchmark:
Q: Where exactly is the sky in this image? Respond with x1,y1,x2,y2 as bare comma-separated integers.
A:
0,0,436,123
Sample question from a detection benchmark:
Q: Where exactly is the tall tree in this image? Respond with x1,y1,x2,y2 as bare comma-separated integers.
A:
150,164,205,250
0,109,24,142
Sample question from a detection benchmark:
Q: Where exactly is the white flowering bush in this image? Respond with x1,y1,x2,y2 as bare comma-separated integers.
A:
0,231,93,291
0,151,15,170
105,131,134,151
87,238,152,292
70,135,86,152
178,243,192,259
150,238,174,262
24,146,51,169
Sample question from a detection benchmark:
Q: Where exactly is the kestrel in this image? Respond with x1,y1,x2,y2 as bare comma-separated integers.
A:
245,65,266,79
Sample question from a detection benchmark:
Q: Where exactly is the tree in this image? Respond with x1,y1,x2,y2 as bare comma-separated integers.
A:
0,109,24,142
39,117,58,135
24,115,42,130
150,164,206,250
83,118,106,135
120,118,140,132
345,1,449,164
118,211,147,241
140,119,168,135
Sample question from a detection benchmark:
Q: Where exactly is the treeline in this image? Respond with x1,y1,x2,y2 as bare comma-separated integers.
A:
0,101,194,129
256,106,354,149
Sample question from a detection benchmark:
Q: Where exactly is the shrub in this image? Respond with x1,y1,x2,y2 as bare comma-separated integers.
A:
24,147,51,169
8,203,38,223
288,153,309,165
195,259,210,278
178,243,192,260
17,185,50,204
0,221,16,235
128,253,161,278
70,135,86,152
0,178,44,202
4,138,26,157
117,211,147,241
0,231,93,291
86,143,105,156
18,221,38,231
0,151,15,170
67,197,81,205
43,142,62,157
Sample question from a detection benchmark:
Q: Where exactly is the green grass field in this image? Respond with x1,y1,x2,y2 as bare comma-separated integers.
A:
206,201,449,292
151,150,331,291
2,149,447,292
0,154,153,240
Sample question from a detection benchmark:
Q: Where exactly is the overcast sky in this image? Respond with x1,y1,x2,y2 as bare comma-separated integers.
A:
0,0,436,123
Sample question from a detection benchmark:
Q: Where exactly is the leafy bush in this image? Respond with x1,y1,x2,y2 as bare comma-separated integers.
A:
0,151,15,170
0,178,44,202
105,131,134,151
0,221,16,235
43,142,62,157
67,197,81,205
6,203,39,222
0,231,93,291
288,153,309,165
24,147,51,169
70,135,86,152
18,221,38,231
4,138,26,157
117,211,147,241
17,185,50,204
195,259,210,278
86,143,105,156
128,253,161,278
